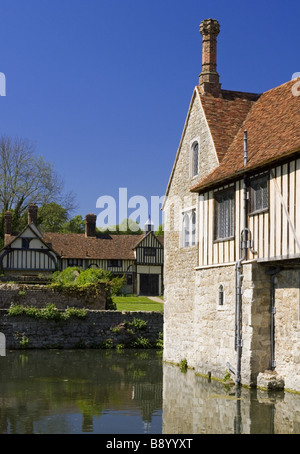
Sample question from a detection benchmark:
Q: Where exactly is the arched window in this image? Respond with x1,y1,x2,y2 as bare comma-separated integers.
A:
184,214,190,248
182,208,196,248
191,211,196,246
219,285,224,306
192,142,199,177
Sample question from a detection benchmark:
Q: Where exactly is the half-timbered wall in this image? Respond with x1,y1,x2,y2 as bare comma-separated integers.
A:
60,258,136,274
135,233,164,265
0,227,58,271
1,249,57,271
198,157,300,267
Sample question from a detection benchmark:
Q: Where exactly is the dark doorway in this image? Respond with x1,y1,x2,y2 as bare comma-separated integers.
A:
140,274,159,295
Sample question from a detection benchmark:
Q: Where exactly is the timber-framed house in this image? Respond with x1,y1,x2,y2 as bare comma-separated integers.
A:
0,205,164,296
163,19,300,392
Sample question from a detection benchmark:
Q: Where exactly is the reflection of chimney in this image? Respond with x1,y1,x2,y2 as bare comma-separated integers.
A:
199,19,221,96
4,211,12,245
28,203,38,225
85,214,97,238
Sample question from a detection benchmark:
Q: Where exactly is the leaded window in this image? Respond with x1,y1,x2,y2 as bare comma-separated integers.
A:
249,174,268,213
214,188,235,240
108,259,122,268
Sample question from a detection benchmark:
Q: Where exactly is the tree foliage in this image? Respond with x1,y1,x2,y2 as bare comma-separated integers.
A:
98,218,143,235
0,136,76,232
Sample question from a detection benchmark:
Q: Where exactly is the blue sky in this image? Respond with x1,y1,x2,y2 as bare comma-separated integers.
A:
0,0,299,229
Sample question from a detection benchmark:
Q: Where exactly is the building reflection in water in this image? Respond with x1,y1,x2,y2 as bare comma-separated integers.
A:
0,350,299,434
162,363,300,434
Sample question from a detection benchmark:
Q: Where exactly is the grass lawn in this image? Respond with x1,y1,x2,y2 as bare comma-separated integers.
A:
113,295,164,312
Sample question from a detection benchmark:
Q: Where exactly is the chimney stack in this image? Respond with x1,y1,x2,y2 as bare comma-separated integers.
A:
199,19,221,96
85,214,97,238
4,211,12,245
28,203,38,225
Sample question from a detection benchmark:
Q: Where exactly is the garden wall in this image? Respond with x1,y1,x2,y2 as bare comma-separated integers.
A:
0,283,108,310
0,309,163,350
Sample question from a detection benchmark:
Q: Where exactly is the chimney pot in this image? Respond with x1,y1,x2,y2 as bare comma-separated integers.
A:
85,214,97,238
199,19,221,96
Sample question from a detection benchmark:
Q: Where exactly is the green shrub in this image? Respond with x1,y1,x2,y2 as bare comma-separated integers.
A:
125,318,147,331
8,304,87,320
51,267,82,285
75,268,113,286
179,358,188,373
156,332,163,349
50,267,125,298
131,337,151,349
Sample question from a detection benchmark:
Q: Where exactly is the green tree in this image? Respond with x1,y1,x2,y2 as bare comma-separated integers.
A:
155,223,164,236
61,215,85,233
37,203,69,232
98,218,143,235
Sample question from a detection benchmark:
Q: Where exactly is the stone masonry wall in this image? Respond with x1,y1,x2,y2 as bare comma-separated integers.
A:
0,310,163,350
0,283,108,310
163,89,218,368
274,269,300,391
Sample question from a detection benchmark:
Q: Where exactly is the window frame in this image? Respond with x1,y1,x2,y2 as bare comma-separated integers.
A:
144,247,156,258
213,186,235,242
190,139,200,178
249,172,269,215
108,259,122,268
181,207,197,248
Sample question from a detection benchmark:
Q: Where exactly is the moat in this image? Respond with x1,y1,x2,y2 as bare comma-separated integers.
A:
0,349,299,434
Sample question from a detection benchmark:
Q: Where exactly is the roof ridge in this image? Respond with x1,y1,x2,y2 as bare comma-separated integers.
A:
191,77,300,192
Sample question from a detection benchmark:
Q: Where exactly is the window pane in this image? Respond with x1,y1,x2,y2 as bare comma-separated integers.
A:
192,143,199,176
250,174,268,212
184,214,190,247
214,189,234,239
191,211,196,246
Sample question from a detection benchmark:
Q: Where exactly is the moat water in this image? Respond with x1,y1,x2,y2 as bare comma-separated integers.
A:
0,349,299,434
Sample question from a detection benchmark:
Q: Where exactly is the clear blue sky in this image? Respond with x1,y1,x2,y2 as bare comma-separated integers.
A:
0,0,299,228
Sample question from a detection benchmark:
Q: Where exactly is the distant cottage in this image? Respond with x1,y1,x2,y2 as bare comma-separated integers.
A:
163,19,300,392
0,204,164,296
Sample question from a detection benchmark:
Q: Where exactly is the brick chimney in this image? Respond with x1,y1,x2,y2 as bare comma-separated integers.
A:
85,214,97,238
4,211,12,245
199,19,221,96
28,203,38,225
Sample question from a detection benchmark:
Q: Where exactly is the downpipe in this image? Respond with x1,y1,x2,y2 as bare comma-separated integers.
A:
235,230,247,386
234,131,248,386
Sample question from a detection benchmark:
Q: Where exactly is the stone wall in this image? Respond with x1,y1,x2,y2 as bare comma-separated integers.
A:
164,258,300,393
163,89,218,372
0,283,108,310
0,310,163,350
274,269,300,391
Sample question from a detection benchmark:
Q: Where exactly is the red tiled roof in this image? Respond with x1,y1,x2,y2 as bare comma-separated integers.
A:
191,78,300,192
42,232,164,260
198,87,259,162
42,233,143,260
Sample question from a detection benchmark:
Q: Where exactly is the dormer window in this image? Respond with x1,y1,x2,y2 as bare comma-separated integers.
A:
191,141,199,177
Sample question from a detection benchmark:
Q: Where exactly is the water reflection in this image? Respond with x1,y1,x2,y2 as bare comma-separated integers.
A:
0,349,162,434
163,363,300,434
0,350,299,434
